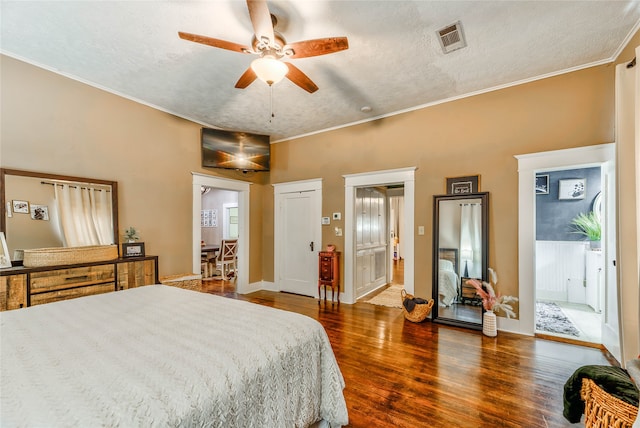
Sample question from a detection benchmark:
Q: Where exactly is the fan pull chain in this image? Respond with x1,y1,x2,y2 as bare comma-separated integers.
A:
269,84,275,122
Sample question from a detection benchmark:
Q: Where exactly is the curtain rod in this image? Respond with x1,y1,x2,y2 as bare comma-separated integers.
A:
628,57,636,69
41,181,111,192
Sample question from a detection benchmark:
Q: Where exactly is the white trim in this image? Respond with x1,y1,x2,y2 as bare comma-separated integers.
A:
273,178,323,296
514,143,615,336
191,173,251,294
343,167,416,304
223,202,239,239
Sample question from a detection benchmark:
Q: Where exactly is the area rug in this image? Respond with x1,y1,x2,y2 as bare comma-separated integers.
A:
536,301,581,337
363,285,403,308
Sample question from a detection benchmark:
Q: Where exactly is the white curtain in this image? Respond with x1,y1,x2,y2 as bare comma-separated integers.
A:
54,184,114,247
459,203,482,279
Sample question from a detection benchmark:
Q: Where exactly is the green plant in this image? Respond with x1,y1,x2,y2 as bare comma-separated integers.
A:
123,226,140,242
570,211,601,241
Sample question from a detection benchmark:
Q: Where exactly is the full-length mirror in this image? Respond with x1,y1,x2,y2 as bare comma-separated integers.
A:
432,192,489,329
1,169,119,261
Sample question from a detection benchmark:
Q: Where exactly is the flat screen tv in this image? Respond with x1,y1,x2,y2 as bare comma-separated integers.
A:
201,128,270,172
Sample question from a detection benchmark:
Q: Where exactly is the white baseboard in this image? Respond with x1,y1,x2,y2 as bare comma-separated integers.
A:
238,281,276,294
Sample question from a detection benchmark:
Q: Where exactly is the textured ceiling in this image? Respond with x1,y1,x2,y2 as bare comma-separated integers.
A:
2,1,639,142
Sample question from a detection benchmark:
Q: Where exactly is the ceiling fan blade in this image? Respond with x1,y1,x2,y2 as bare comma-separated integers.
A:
284,63,318,93
235,67,258,89
285,37,349,59
246,0,275,46
178,32,252,54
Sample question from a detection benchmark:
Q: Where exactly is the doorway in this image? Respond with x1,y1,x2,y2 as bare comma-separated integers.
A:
516,144,620,361
344,168,416,304
534,166,603,344
191,173,250,293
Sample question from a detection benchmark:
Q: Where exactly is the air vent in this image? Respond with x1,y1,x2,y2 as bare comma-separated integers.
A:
437,21,466,54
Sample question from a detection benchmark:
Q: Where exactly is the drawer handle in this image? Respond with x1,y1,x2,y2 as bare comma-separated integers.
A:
65,275,90,282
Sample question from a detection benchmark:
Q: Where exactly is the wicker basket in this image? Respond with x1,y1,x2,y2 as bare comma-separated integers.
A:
23,245,118,267
160,273,202,292
581,378,639,428
401,289,434,323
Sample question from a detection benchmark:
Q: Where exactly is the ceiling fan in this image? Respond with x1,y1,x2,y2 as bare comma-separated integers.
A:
178,0,348,93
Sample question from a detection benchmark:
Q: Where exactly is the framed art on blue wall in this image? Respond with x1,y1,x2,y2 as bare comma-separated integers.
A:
535,175,549,194
559,178,586,200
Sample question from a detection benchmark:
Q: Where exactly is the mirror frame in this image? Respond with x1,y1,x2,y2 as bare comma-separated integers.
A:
0,168,120,257
431,192,489,330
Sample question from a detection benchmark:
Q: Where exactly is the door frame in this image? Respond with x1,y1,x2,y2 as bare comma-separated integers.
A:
273,178,322,294
343,167,416,304
192,173,250,293
514,144,618,341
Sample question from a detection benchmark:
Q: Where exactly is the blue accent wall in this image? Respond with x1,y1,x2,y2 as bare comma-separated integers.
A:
536,167,601,241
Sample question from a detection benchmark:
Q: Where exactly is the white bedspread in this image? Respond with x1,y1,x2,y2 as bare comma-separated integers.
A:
438,259,459,306
0,285,348,427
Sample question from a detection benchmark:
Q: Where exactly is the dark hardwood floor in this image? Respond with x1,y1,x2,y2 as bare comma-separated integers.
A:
201,278,610,427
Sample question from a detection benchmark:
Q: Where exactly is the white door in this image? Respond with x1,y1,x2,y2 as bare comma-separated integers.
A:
274,181,321,297
601,160,622,362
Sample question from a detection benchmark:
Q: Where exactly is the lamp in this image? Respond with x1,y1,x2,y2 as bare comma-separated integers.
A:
251,55,288,86
460,249,473,278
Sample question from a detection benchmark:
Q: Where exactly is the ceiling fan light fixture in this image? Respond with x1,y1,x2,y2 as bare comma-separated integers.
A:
251,56,288,86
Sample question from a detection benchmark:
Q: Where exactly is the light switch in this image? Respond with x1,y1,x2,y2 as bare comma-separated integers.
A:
335,227,343,237
418,226,425,235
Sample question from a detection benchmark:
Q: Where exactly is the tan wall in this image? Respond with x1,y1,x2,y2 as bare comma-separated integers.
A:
0,55,267,281
268,63,616,303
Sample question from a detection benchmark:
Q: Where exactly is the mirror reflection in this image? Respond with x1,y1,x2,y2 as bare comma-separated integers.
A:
1,169,119,261
432,192,489,329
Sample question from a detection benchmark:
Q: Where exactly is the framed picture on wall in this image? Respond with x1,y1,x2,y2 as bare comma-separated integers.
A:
12,200,29,214
559,178,586,200
535,175,549,194
445,175,480,195
30,204,49,221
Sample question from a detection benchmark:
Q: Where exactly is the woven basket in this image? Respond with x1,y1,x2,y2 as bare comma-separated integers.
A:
401,289,434,323
160,273,202,292
581,378,639,428
23,245,118,267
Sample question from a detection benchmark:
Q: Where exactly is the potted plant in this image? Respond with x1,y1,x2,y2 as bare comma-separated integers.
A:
466,269,518,337
570,211,601,249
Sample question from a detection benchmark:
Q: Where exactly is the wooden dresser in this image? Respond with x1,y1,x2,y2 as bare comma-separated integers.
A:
0,256,158,311
318,251,340,303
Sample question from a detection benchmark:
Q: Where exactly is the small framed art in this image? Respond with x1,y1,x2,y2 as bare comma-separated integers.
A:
30,204,49,220
122,242,145,258
12,200,29,214
535,175,549,195
446,175,480,195
559,179,586,200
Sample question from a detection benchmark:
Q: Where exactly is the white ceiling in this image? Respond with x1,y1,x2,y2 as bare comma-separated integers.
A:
2,1,639,142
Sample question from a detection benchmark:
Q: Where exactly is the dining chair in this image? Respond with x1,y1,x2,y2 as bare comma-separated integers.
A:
214,239,238,280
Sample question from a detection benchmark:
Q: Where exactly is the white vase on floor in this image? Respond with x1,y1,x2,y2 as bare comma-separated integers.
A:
483,311,497,337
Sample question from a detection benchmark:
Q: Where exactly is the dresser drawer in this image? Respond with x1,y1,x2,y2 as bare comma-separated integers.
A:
0,274,28,311
30,265,115,292
31,283,115,306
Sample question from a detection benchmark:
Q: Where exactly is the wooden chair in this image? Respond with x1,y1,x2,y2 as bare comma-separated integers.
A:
214,239,238,280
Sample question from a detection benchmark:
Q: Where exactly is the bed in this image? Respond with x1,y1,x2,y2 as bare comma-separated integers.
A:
0,284,348,427
438,248,460,306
